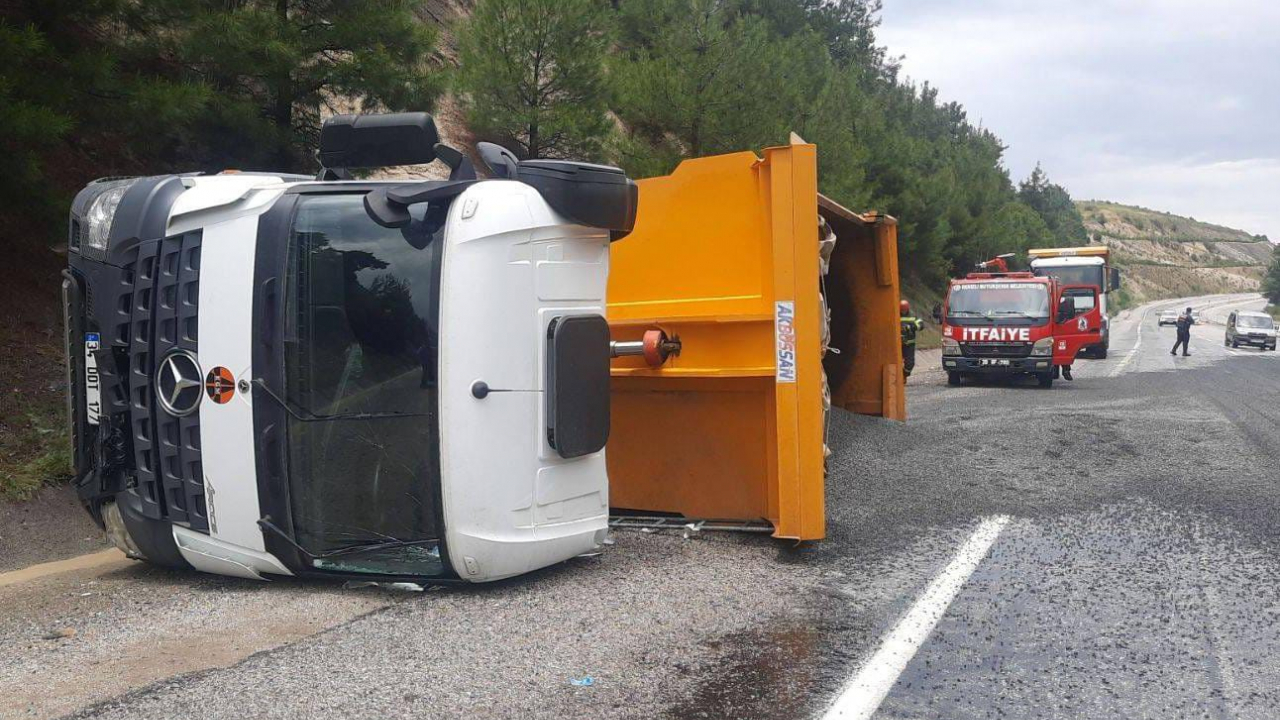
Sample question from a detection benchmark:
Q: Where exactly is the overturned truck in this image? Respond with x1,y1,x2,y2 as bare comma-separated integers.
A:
62,113,904,584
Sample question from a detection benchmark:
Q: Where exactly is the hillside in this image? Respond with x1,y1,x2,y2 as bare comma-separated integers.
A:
1076,200,1272,306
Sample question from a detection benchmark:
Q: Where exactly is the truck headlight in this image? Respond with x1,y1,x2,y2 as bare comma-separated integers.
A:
1030,337,1053,357
84,179,139,253
942,338,961,356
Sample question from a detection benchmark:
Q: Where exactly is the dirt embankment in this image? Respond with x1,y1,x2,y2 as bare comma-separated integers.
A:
1076,200,1272,306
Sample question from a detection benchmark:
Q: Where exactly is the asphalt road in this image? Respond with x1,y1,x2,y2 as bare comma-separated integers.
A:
2,293,1278,719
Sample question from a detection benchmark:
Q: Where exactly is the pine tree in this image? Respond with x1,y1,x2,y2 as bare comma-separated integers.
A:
0,1,208,238
138,0,442,170
455,0,612,160
1017,164,1089,247
611,0,839,176
0,21,74,196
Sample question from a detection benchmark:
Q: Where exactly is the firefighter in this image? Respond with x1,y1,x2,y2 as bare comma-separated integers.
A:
900,300,924,381
1171,306,1195,356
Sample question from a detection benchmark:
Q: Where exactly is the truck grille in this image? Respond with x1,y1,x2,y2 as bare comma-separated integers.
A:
963,342,1032,358
122,232,208,530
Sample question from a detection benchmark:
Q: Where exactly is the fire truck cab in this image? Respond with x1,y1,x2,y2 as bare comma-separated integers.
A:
940,271,1101,388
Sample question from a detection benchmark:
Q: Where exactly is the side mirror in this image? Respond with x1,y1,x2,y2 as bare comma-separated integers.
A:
931,306,943,322
1109,267,1122,291
1057,297,1077,322
319,112,439,172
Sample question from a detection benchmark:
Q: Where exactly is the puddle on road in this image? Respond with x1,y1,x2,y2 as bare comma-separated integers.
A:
669,622,840,720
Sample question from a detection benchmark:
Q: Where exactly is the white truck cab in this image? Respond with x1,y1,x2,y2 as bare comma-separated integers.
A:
1029,247,1120,359
63,113,636,582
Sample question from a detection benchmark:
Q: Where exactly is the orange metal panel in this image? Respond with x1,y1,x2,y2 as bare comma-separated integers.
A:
819,203,906,421
607,143,903,541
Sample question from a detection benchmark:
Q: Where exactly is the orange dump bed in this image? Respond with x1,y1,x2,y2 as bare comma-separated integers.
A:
606,141,904,541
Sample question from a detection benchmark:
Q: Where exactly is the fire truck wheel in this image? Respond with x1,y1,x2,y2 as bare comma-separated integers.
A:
947,372,962,386
1037,372,1055,388
1094,347,1108,359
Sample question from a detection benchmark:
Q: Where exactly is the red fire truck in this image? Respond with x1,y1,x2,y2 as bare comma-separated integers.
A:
940,263,1102,388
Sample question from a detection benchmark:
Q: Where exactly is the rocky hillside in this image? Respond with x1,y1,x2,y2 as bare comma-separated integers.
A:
1077,200,1272,306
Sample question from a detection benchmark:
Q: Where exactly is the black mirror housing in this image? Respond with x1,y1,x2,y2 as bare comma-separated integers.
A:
319,112,440,171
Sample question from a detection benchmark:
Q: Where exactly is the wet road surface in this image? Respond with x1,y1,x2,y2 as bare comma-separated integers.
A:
2,293,1278,719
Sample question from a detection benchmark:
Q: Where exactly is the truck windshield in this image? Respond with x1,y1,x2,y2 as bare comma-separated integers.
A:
948,283,1050,324
283,193,446,575
1034,264,1104,291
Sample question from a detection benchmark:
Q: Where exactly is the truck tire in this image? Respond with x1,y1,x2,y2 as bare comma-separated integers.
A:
1037,372,1054,388
947,372,961,386
109,492,191,570
1094,346,1108,359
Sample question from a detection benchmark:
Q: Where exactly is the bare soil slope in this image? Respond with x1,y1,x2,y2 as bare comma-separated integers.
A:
1077,200,1272,305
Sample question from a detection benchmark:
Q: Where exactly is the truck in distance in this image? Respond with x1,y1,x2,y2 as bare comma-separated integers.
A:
1028,246,1120,359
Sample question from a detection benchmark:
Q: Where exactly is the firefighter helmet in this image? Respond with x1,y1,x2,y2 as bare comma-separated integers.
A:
900,300,911,315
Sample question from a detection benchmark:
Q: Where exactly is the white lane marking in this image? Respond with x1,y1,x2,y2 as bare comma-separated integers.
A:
1110,303,1156,377
822,515,1011,720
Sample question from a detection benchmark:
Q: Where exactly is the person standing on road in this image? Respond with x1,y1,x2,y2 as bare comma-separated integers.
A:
1171,306,1194,356
901,300,924,381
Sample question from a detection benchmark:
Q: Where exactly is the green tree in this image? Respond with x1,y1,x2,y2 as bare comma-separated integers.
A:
139,0,441,170
982,202,1054,262
612,1,832,170
0,22,74,195
456,0,612,160
0,1,217,252
1017,164,1088,247
1263,243,1280,305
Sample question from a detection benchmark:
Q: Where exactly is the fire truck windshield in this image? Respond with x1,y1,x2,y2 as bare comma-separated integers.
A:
947,283,1050,324
281,193,447,575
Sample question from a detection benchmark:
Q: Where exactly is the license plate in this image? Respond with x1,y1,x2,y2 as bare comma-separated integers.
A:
85,333,101,426
980,358,1010,366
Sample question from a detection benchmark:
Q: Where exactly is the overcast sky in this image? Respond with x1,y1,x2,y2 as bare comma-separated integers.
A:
878,0,1280,242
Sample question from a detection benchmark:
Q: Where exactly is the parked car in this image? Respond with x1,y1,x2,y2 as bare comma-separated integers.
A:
1158,310,1179,326
1225,311,1277,350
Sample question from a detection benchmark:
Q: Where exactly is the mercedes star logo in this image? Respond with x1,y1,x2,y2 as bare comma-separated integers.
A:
156,350,203,417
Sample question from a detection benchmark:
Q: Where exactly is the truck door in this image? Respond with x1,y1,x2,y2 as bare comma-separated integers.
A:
1053,284,1102,365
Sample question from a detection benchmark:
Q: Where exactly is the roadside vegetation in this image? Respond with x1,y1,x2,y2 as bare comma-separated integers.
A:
1264,243,1280,320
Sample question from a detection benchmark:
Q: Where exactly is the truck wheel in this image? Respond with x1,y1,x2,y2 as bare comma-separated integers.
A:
108,493,191,570
1094,347,1108,359
947,372,961,386
1037,373,1054,388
